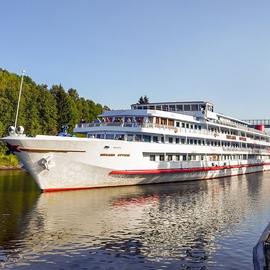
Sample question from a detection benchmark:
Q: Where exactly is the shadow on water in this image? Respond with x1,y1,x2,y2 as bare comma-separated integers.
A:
1,171,270,269
0,170,40,267
0,171,40,243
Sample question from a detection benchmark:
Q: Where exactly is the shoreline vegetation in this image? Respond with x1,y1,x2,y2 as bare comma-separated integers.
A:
0,68,109,168
0,153,20,169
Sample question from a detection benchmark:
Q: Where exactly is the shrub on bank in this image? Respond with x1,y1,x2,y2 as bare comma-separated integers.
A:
0,153,19,167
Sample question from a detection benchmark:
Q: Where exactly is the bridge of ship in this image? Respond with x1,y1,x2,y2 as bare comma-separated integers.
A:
243,120,270,128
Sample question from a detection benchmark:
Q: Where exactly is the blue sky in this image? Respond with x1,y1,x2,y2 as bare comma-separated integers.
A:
1,0,270,119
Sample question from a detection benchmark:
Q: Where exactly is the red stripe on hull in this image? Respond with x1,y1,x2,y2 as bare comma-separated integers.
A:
43,186,97,192
43,183,141,193
110,162,270,175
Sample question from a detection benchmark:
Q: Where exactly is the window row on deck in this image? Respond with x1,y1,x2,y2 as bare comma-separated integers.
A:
86,115,270,142
144,153,269,162
88,133,270,149
132,103,209,112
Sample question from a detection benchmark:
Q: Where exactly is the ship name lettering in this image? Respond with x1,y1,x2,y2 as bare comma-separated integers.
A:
117,154,130,157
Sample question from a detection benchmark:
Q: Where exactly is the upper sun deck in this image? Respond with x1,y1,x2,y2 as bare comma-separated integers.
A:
99,108,198,123
75,101,268,137
104,101,249,128
131,101,213,114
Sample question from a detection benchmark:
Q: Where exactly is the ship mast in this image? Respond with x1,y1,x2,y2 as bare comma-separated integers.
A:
14,69,25,129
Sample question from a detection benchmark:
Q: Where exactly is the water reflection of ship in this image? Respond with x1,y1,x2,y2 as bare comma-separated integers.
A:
1,172,270,269
23,175,266,256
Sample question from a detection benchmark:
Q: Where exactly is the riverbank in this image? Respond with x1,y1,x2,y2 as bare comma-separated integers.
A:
0,165,21,170
0,153,20,170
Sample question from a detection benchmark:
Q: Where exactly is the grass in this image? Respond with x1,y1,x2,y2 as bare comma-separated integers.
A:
0,153,20,168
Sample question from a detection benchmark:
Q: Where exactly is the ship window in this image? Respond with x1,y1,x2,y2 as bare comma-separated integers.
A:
163,105,168,111
181,138,185,144
190,124,193,129
182,123,185,128
159,155,165,161
169,137,173,143
186,123,190,128
169,105,175,111
198,140,201,145
161,118,167,125
105,134,114,139
194,140,197,145
153,136,158,143
150,155,155,161
135,134,142,141
168,119,174,126
168,155,173,161
191,104,199,111
183,155,187,161
143,106,148,109
207,105,213,112
137,106,143,110
161,136,164,143
156,105,161,110
176,122,180,127
190,139,193,144
184,104,190,111
198,126,201,130
149,106,155,110
143,135,151,142
127,134,133,141
176,138,179,144
175,155,180,161
115,134,125,140
176,105,183,111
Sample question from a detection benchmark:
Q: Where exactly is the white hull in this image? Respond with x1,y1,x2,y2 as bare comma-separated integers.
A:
3,135,270,191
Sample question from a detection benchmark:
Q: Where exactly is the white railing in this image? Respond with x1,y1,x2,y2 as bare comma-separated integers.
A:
75,122,270,145
211,119,270,135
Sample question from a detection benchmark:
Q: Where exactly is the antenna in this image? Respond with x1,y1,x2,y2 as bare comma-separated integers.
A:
14,69,25,129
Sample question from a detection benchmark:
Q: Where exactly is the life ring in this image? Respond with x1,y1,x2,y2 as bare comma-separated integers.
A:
174,128,178,133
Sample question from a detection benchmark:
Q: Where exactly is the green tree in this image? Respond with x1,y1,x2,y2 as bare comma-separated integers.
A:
137,95,149,104
37,85,58,135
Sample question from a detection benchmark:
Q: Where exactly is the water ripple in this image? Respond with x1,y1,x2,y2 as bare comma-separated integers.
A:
0,170,270,269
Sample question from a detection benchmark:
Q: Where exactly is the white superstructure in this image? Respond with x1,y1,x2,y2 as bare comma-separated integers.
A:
3,101,270,192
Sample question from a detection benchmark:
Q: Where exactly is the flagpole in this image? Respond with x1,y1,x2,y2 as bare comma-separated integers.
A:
14,69,25,129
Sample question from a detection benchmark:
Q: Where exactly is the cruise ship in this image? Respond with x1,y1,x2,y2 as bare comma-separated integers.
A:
2,101,270,192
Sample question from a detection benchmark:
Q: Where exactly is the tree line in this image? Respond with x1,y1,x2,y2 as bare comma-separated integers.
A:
0,68,109,138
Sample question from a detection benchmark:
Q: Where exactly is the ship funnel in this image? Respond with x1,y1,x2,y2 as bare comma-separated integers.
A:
255,125,265,132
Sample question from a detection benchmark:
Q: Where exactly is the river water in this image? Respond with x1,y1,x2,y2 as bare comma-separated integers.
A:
0,170,270,269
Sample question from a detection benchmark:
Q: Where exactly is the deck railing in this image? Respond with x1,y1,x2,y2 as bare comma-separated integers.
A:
75,122,270,140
